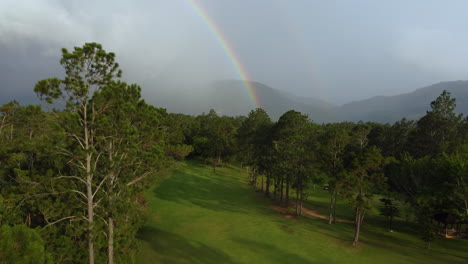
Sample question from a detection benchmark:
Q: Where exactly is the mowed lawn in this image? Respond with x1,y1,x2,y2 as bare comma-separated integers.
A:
136,162,468,264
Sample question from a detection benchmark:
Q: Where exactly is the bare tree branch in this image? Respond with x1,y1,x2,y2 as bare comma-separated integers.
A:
70,189,88,200
93,174,109,199
56,175,87,185
42,216,76,230
126,172,151,186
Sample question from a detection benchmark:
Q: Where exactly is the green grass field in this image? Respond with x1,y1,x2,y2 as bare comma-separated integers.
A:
136,162,468,264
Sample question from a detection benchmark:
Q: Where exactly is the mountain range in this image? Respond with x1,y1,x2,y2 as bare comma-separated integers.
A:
150,80,468,124
3,80,467,124
334,81,468,123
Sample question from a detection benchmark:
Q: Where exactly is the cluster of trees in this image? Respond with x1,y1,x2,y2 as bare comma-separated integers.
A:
0,43,191,263
233,91,467,247
1,42,467,262
234,109,390,245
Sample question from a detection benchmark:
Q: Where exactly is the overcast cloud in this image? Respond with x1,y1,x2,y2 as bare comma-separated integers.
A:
1,0,468,105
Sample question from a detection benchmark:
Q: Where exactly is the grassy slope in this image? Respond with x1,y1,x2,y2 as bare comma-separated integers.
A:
137,162,468,264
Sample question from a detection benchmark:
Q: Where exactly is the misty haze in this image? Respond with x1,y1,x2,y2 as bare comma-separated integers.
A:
1,1,468,264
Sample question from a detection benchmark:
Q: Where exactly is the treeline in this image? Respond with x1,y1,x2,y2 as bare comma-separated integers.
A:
1,43,467,262
171,91,468,247
240,91,467,246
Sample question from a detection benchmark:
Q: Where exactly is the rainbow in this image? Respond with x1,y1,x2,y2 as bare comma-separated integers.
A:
186,0,261,108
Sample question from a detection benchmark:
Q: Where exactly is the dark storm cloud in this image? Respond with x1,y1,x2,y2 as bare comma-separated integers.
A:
1,0,468,105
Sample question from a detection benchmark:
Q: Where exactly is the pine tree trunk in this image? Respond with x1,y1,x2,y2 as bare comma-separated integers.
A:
108,217,114,264
84,103,95,264
253,169,257,189
353,208,365,246
332,193,337,224
273,179,277,200
108,143,115,264
280,178,284,203
87,173,94,264
285,176,290,207
261,174,264,192
299,189,303,216
353,221,361,246
295,191,299,215
328,189,335,224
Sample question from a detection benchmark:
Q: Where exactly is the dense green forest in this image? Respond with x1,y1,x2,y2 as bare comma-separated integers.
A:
1,43,467,263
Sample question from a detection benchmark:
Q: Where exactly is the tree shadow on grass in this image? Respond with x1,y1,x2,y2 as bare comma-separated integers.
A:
137,226,236,264
231,237,327,264
312,217,468,263
359,232,468,264
152,164,274,218
282,210,468,263
293,190,468,262
356,217,468,261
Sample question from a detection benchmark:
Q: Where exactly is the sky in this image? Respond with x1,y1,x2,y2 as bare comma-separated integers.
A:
1,0,468,105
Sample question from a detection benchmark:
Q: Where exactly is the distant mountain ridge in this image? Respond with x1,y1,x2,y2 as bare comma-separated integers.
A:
335,81,468,123
205,80,468,123
207,80,334,122
3,79,467,124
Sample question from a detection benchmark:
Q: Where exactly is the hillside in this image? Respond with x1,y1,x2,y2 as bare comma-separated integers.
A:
208,80,334,122
206,80,468,123
335,81,468,123
145,80,334,122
